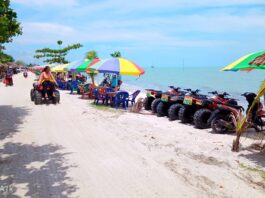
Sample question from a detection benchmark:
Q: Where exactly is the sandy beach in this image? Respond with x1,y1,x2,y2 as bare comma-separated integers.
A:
0,73,265,198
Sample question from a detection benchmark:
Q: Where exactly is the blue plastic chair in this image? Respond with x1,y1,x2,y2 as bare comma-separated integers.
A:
127,90,141,106
56,80,66,90
70,80,79,94
94,88,106,105
113,91,129,109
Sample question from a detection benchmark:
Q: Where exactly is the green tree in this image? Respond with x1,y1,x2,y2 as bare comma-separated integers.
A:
0,0,22,62
0,0,22,45
15,60,26,66
34,40,82,64
110,51,121,58
85,50,98,60
0,51,14,63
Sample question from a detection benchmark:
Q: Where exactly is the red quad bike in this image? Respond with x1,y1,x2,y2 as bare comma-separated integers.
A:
143,89,162,110
30,82,60,105
193,91,238,129
178,89,208,124
155,86,186,117
208,92,265,133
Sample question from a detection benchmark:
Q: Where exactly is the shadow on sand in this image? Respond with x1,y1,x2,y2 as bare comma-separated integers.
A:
0,105,31,140
0,143,78,198
0,105,78,197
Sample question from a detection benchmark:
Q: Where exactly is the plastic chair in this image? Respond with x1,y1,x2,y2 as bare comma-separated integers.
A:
94,88,107,105
112,91,129,109
70,80,79,94
56,80,66,90
127,90,141,106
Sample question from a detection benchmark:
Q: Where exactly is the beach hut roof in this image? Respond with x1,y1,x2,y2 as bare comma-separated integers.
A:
249,53,265,66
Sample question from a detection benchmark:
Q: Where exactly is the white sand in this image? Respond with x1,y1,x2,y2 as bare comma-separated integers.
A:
0,73,265,198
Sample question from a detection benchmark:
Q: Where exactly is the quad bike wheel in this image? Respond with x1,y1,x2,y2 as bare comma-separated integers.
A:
168,104,183,121
34,91,42,105
143,97,155,110
211,115,234,134
53,90,60,104
151,98,161,114
30,89,34,101
179,106,194,123
193,108,212,129
157,102,169,117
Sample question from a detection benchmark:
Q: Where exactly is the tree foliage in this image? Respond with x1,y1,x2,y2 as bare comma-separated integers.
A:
34,40,82,64
0,0,22,46
0,51,14,63
110,51,121,58
85,50,98,60
0,0,22,63
15,60,26,66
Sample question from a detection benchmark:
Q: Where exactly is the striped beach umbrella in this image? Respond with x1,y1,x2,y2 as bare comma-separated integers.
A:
76,59,100,72
66,59,85,72
222,50,265,71
51,63,69,73
88,58,144,76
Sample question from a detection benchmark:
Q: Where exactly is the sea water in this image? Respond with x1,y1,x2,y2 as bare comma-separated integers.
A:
120,67,265,106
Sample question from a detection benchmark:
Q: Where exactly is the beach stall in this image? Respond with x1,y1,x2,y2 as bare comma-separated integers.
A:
88,58,145,107
222,50,265,151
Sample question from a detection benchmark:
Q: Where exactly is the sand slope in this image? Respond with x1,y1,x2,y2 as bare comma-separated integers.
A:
0,73,264,198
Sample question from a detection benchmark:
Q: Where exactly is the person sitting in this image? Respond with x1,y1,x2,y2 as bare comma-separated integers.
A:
111,75,118,88
99,74,111,87
38,66,57,98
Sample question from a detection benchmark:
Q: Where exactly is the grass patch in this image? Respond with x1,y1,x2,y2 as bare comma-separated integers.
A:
89,102,125,114
240,163,265,181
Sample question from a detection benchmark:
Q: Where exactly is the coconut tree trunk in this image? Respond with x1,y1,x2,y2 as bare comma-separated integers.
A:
89,73,95,85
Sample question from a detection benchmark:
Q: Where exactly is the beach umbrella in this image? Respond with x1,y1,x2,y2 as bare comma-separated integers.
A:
51,63,69,73
76,59,101,72
221,51,265,151
88,58,145,76
66,59,85,72
222,50,265,71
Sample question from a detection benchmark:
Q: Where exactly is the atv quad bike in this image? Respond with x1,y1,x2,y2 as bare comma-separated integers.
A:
143,89,162,110
193,91,237,129
30,82,60,105
155,87,186,117
178,89,208,124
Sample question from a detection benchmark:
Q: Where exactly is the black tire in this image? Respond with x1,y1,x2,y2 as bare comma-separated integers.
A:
179,106,194,123
34,91,42,105
53,90,60,104
168,104,183,121
144,97,154,110
30,89,34,101
194,109,212,129
151,98,161,113
157,102,168,117
211,116,229,134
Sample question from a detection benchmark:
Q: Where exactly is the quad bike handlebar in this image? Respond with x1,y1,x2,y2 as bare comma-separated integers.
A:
169,86,181,92
208,91,230,97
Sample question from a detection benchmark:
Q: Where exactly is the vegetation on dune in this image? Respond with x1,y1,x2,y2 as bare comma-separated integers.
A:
34,40,82,64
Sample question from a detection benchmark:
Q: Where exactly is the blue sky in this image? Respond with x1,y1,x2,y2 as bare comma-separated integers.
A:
5,0,265,67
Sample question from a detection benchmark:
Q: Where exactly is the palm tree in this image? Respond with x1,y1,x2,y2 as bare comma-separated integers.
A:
86,50,98,60
110,51,121,58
